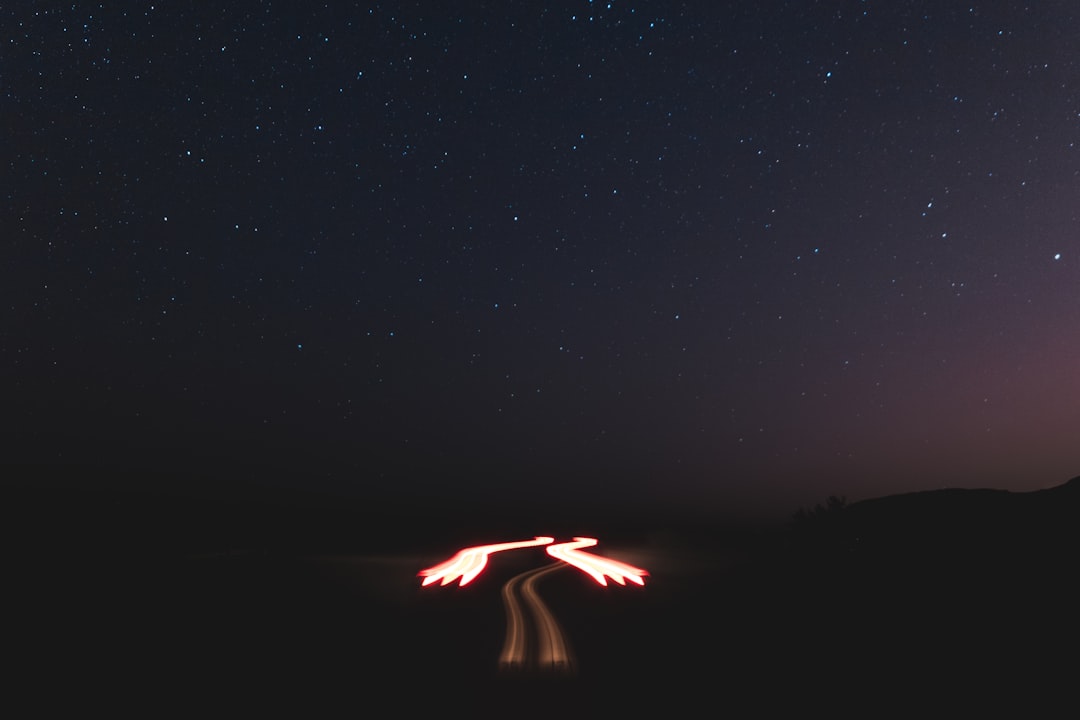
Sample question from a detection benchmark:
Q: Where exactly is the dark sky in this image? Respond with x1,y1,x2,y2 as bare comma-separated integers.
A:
6,2,1079,519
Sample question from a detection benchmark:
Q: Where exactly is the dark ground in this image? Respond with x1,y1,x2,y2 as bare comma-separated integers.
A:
7,466,1078,715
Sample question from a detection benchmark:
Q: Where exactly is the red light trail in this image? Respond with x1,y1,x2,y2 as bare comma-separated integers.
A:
420,536,648,675
546,537,649,586
418,537,554,587
419,536,647,587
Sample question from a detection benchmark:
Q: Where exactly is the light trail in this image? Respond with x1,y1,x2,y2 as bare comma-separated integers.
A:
499,563,574,673
420,536,646,673
500,569,531,667
521,563,574,671
546,537,648,586
418,537,554,587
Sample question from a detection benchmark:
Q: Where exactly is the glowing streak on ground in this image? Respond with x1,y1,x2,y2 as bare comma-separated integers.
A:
546,537,648,586
522,564,574,670
499,563,573,672
500,569,530,665
418,537,554,586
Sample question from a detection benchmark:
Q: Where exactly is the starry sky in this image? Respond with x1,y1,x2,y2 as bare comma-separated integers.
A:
6,1,1080,519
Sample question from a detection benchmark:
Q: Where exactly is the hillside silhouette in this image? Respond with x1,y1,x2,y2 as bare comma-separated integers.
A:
721,477,1080,705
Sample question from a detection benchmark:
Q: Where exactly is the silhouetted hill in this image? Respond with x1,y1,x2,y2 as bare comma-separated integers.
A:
721,476,1078,702
785,476,1080,569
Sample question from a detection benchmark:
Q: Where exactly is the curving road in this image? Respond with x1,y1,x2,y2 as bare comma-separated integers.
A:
499,562,574,674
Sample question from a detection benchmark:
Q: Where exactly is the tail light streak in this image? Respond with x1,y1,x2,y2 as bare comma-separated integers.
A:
419,537,554,587
546,537,648,586
419,536,647,587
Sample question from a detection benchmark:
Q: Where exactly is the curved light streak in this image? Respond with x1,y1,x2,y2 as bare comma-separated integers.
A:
499,563,573,672
546,537,648,587
521,564,574,670
418,537,554,587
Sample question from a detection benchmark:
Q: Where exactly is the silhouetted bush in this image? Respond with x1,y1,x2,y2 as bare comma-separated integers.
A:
791,494,847,524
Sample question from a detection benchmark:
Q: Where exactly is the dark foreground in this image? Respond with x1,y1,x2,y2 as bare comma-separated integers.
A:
8,470,1079,715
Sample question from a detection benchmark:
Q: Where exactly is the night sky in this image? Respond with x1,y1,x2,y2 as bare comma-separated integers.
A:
6,2,1080,519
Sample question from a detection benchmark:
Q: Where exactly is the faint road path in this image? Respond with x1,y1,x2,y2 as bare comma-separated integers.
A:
499,562,574,674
